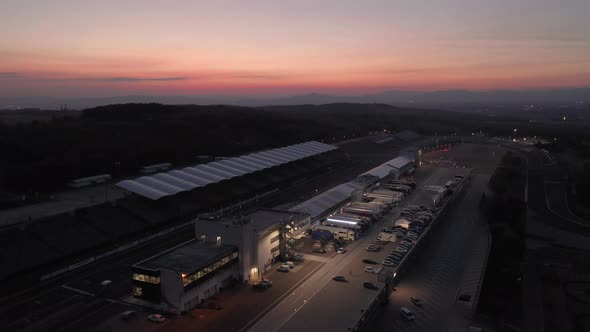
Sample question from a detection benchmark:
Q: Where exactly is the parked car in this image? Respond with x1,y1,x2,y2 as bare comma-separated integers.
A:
277,265,290,272
284,261,295,269
399,243,412,250
382,261,397,267
336,248,347,254
410,297,424,307
148,314,166,323
253,280,273,289
364,266,377,273
362,259,378,265
293,254,304,262
312,248,326,254
332,275,347,282
400,307,415,321
363,282,379,290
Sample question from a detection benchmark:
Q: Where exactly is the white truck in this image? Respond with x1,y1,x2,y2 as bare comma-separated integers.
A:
377,232,396,242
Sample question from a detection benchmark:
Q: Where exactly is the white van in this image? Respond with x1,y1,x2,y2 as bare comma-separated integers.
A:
400,307,415,320
285,261,295,269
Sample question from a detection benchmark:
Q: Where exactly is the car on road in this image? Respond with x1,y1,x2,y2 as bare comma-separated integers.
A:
312,248,326,254
411,297,424,307
207,302,223,310
366,245,380,252
400,307,415,321
364,266,377,273
100,279,112,287
148,314,166,323
332,275,347,282
253,280,273,289
363,281,379,290
121,310,137,321
277,265,290,272
362,259,378,265
336,248,347,254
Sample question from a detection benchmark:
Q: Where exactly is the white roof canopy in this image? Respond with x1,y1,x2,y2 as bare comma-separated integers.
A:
116,141,337,200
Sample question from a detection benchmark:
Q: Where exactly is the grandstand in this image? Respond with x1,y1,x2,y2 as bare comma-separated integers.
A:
117,141,337,200
0,228,60,280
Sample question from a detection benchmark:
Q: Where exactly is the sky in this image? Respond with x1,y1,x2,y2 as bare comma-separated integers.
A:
1,0,590,97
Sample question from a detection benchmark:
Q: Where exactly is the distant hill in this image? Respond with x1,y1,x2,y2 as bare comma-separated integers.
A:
1,87,589,110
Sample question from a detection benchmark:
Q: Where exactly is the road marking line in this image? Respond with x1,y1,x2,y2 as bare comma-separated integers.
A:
61,285,95,297
238,262,324,332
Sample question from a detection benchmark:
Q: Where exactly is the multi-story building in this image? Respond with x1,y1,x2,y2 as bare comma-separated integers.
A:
196,209,310,282
132,240,239,312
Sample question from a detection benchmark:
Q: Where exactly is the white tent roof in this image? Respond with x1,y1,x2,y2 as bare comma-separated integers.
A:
289,181,363,219
116,141,337,200
360,155,414,180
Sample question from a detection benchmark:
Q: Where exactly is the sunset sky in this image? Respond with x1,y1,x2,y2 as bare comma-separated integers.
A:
1,0,590,97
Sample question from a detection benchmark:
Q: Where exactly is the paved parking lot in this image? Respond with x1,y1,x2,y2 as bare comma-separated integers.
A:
371,174,491,331
368,144,503,331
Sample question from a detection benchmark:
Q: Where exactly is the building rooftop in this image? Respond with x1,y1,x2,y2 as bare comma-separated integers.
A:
289,181,364,219
245,209,307,231
133,239,237,274
201,209,307,233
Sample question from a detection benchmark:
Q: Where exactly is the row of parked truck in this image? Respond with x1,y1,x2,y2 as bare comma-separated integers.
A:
311,178,418,243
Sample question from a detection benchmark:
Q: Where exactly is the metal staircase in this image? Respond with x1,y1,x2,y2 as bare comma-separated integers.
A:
280,216,303,260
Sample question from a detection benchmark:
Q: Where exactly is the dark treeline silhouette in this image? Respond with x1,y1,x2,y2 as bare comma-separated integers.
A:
0,102,585,197
478,151,527,326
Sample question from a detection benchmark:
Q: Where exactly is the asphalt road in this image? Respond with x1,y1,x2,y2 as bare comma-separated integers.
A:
506,143,590,235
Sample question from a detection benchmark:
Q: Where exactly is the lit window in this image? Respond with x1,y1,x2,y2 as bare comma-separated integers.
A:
133,286,142,296
200,234,206,241
216,236,221,246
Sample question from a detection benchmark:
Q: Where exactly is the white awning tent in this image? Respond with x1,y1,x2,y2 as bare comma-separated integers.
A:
359,155,414,180
117,141,337,200
289,181,364,219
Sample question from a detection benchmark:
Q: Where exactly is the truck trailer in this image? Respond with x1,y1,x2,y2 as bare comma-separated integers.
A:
315,225,357,241
311,229,334,242
341,207,380,219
